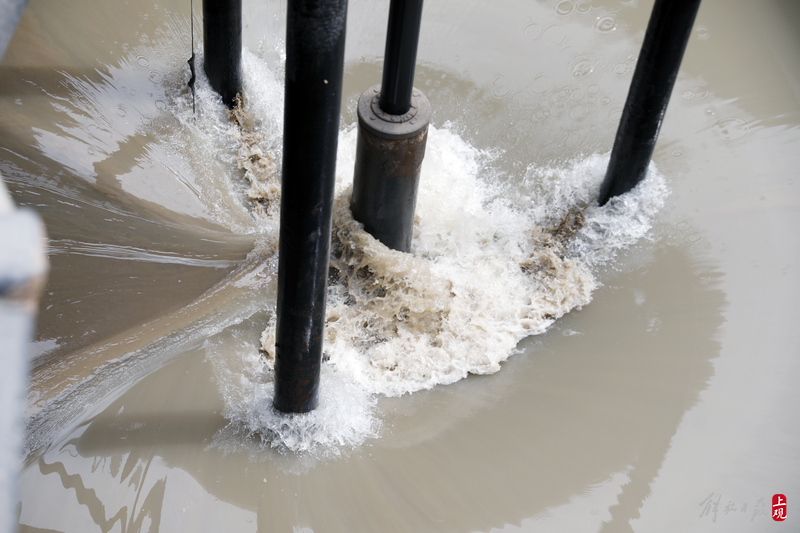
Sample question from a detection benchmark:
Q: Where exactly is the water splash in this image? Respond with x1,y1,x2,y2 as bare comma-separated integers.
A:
23,39,669,458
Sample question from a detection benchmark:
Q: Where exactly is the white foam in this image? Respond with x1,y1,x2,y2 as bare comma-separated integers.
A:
205,329,379,457
138,50,669,457
166,49,285,235
519,154,669,265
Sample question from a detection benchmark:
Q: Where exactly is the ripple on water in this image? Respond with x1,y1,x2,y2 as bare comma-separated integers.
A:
594,14,618,34
709,117,751,141
555,0,575,17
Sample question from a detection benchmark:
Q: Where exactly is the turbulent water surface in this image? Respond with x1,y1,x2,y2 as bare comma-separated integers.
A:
3,0,799,531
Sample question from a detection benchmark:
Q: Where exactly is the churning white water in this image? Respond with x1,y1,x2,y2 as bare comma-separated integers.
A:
11,1,800,530
13,18,668,455
162,49,670,456
16,36,669,458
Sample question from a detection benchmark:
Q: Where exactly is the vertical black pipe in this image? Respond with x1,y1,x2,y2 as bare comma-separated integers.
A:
598,0,701,206
203,0,242,107
379,0,424,115
274,0,348,414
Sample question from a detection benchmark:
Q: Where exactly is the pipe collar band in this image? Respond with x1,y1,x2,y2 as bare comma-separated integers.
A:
358,84,431,140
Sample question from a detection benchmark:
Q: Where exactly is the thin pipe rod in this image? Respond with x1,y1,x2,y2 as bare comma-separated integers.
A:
598,0,701,206
379,0,424,115
273,0,348,414
203,0,242,107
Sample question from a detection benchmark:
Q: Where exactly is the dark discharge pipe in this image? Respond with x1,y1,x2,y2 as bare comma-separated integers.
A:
598,0,702,206
203,0,242,107
350,0,429,253
379,0,424,115
273,0,348,414
350,86,430,252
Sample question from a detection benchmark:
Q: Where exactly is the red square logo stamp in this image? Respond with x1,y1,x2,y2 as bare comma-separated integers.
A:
773,494,787,522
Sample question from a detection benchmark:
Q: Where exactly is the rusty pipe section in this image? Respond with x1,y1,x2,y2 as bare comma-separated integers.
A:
351,84,431,252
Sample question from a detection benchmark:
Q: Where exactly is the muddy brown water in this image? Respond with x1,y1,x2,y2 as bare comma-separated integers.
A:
2,0,799,531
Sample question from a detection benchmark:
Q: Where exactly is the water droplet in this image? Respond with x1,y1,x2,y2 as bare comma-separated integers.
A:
549,87,571,105
523,22,542,40
696,25,709,39
136,55,150,67
571,58,593,78
672,150,683,157
555,0,574,16
577,1,591,13
542,24,567,46
710,117,750,141
681,89,695,100
529,75,551,94
612,63,629,75
569,104,587,120
692,86,709,100
551,102,568,116
594,14,618,34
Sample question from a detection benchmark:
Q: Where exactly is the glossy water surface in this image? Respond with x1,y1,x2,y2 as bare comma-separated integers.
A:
2,0,799,531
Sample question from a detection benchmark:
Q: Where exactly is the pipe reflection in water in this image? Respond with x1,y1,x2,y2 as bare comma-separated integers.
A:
3,0,799,531
19,244,722,532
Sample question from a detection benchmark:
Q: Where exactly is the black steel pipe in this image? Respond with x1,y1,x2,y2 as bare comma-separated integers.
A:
598,0,701,206
203,0,242,107
379,0,424,115
273,0,348,414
